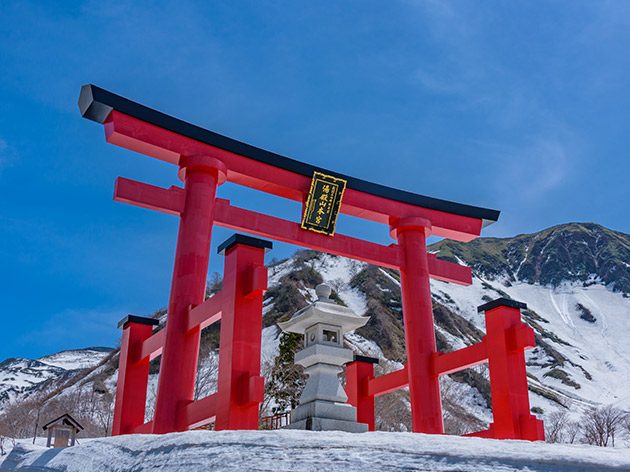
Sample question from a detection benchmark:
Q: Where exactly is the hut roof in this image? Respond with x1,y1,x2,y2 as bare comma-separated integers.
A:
42,413,84,431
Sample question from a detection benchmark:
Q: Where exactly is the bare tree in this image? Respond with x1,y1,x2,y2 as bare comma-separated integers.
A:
545,410,570,443
92,392,115,436
625,415,630,439
581,405,627,447
194,346,219,401
440,376,488,435
259,355,277,419
564,420,581,444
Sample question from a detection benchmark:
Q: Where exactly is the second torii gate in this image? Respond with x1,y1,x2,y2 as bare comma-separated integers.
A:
79,84,501,435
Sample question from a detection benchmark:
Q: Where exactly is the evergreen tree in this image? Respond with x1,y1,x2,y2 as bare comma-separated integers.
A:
266,331,307,414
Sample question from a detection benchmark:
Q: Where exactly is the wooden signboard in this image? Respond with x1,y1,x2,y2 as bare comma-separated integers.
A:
301,172,347,236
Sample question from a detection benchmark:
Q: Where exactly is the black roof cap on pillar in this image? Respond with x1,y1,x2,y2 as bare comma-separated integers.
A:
217,233,273,255
352,355,380,365
477,297,527,313
117,314,160,329
77,84,500,227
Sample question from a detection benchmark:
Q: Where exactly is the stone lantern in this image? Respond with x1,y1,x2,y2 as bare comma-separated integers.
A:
278,283,369,432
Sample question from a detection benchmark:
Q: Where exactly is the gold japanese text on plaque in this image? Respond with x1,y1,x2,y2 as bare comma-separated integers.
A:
300,171,347,236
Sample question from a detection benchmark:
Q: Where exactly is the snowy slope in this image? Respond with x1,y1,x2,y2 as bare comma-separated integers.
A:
0,358,65,403
431,275,630,415
0,348,112,404
3,430,630,472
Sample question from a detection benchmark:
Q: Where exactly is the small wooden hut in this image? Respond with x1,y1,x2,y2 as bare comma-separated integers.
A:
42,413,83,447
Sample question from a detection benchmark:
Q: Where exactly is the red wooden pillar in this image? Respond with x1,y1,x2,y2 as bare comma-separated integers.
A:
345,355,377,431
480,298,545,441
152,156,227,434
112,315,159,436
215,234,271,430
390,217,444,434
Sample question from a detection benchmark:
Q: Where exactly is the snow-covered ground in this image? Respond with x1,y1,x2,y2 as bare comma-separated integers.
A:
2,430,630,472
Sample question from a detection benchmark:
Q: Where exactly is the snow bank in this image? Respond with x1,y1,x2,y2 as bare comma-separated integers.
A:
2,430,630,472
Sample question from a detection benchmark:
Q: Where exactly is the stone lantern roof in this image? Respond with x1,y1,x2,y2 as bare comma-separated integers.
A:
278,284,368,334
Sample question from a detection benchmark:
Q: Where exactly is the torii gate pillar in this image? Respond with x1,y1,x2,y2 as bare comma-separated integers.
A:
152,155,227,434
391,217,444,434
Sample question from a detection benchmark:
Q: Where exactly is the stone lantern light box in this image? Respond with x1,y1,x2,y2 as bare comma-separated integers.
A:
278,283,370,432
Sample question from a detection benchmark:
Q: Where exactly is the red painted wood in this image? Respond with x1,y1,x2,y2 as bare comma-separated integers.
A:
214,198,403,270
367,364,409,397
152,156,225,434
464,427,494,438
133,421,154,434
427,254,472,285
345,361,376,431
114,177,185,216
245,264,268,299
240,374,265,406
215,242,268,431
112,321,154,436
520,415,546,441
214,198,471,284
432,342,489,377
134,329,164,364
483,304,544,441
185,292,224,332
508,324,536,352
114,182,472,285
181,393,218,430
393,218,444,434
104,111,484,241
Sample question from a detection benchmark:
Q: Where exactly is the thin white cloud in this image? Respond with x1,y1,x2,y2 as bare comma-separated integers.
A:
404,0,583,205
477,134,575,202
511,138,570,197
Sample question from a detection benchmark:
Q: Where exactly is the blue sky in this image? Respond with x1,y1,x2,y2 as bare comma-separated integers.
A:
1,1,629,360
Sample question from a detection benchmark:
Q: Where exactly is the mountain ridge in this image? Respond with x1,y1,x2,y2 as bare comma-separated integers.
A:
431,222,630,294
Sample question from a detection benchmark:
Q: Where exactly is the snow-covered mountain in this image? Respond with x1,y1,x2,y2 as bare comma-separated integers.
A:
0,348,112,404
2,222,629,437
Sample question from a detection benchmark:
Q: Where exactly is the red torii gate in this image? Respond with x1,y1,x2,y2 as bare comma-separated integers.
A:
346,298,545,440
78,84,535,437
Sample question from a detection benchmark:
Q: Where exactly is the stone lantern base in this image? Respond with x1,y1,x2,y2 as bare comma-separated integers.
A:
285,400,368,433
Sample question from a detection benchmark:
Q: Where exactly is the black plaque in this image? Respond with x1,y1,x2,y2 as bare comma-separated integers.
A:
301,172,347,236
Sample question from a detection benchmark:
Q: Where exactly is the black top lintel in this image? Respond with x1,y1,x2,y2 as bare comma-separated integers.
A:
217,233,273,255
78,84,500,226
117,314,160,329
477,297,527,313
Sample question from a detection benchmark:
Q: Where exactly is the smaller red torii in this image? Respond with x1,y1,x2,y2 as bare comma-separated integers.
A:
346,298,545,441
112,234,271,435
